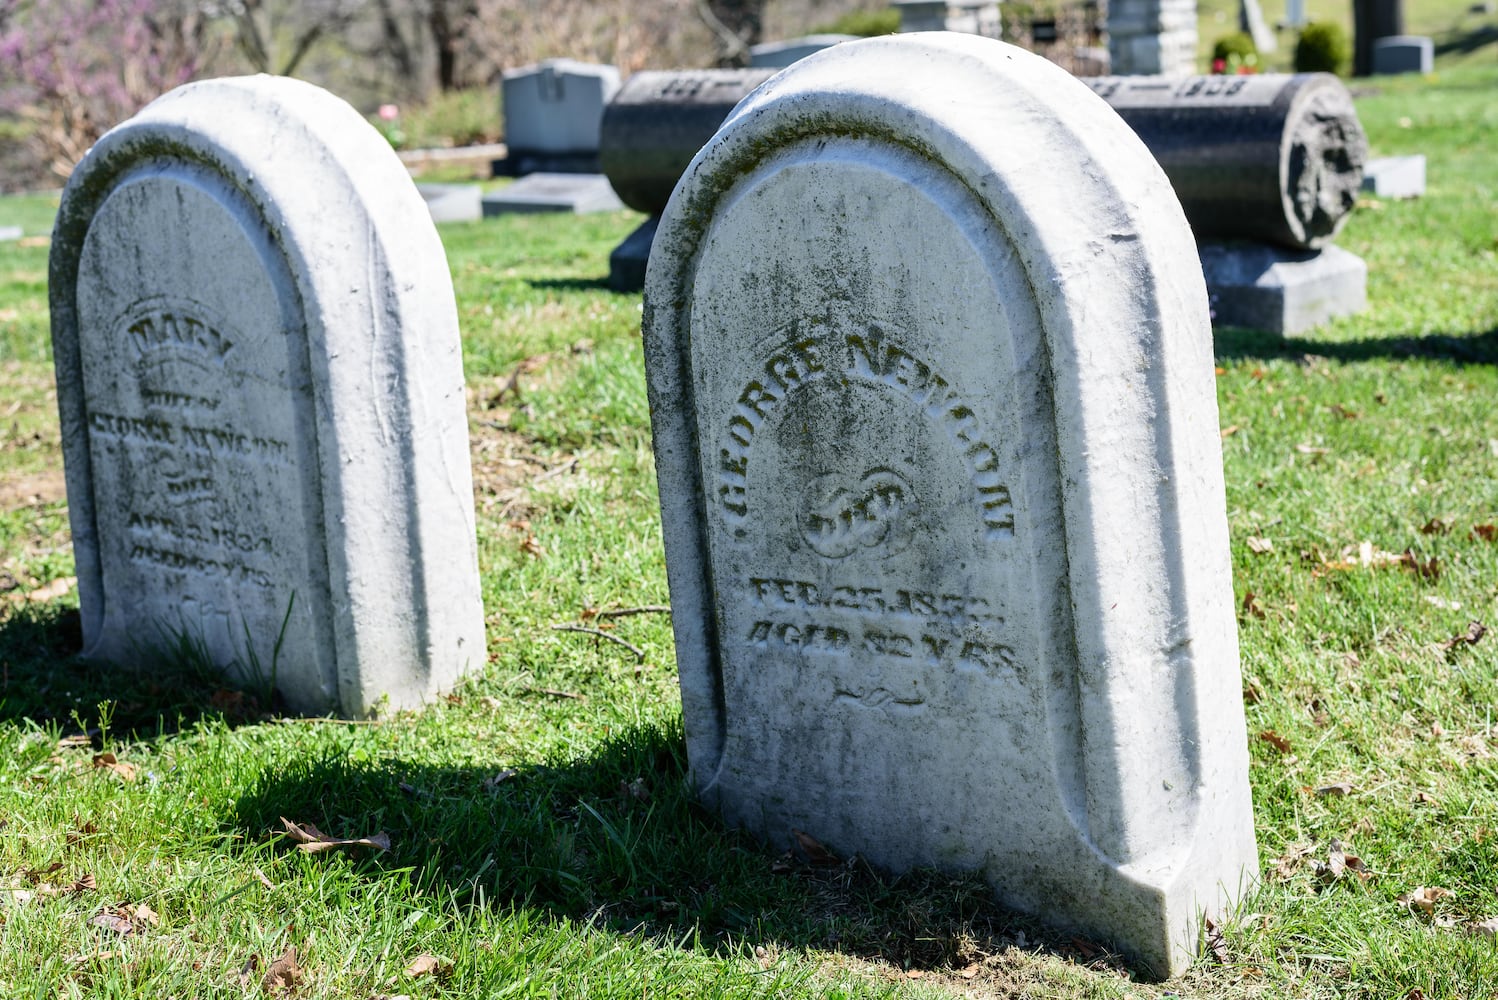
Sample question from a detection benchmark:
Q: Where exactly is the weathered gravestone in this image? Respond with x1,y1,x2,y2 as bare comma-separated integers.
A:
49,75,485,717
643,34,1257,977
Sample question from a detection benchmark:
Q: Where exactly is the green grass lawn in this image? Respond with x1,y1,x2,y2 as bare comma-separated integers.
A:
0,53,1496,999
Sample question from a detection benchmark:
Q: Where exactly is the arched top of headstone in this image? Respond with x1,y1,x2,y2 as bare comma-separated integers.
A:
644,34,1254,976
49,75,483,717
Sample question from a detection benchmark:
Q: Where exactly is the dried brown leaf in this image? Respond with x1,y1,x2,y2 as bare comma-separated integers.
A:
91,753,136,782
1469,916,1498,938
1472,524,1497,543
1242,680,1263,705
1439,621,1488,656
238,954,261,989
262,945,303,992
1246,536,1274,554
1315,782,1354,797
1420,518,1452,536
253,866,275,890
69,873,97,894
791,828,840,867
5,575,75,605
279,818,390,854
1258,730,1293,754
1398,886,1455,916
89,910,135,935
1242,591,1266,620
483,770,517,791
1203,916,1228,964
1219,424,1239,438
403,954,452,980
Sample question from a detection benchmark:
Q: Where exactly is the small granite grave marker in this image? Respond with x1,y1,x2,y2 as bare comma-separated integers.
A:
417,182,483,223
1362,154,1426,198
644,34,1257,977
500,59,621,175
1371,35,1434,75
49,75,485,717
481,173,623,216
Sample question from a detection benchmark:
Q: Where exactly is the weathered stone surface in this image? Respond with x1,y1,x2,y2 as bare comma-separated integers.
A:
1201,242,1367,333
1361,154,1426,198
644,34,1257,978
481,173,623,215
1372,35,1434,75
49,75,485,717
1085,73,1367,250
749,34,856,68
500,59,620,175
418,182,482,223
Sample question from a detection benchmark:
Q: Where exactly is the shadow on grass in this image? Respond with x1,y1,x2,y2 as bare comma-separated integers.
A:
1436,24,1498,57
1214,324,1498,367
226,721,1133,980
0,601,273,739
524,276,623,294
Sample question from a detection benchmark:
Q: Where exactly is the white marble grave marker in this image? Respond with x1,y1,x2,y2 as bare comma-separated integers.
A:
643,34,1257,977
50,76,485,717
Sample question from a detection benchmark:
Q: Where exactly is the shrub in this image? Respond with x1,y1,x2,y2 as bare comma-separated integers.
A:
1295,21,1352,75
1212,31,1258,63
816,7,901,36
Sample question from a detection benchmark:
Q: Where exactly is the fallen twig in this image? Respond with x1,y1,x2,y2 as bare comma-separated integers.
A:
521,686,586,701
594,605,671,620
551,623,645,662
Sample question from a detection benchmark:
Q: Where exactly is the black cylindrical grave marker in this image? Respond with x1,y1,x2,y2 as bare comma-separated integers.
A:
600,69,1366,250
600,68,775,217
1084,73,1367,249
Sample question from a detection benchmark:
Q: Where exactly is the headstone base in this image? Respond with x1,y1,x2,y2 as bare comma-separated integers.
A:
1201,242,1367,334
491,151,602,177
609,217,658,292
481,174,624,216
1362,155,1426,198
417,183,483,223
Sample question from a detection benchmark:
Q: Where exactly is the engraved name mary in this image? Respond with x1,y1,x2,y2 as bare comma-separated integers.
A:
93,295,289,596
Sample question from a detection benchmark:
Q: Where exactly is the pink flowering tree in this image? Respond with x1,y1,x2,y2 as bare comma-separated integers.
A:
0,0,215,178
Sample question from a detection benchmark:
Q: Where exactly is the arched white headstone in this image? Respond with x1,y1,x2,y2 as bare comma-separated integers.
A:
643,34,1257,977
50,76,485,717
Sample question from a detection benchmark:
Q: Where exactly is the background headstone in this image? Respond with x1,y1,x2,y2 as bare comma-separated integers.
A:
1108,0,1198,75
894,0,1001,35
49,75,485,717
481,173,623,215
417,182,483,223
643,34,1257,977
1362,154,1426,198
1083,73,1367,250
749,34,856,68
499,59,621,175
1371,35,1434,74
0,225,20,242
